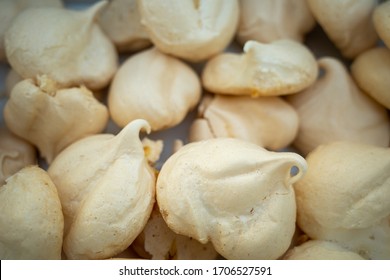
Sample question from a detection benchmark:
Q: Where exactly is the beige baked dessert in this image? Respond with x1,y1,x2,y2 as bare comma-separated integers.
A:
351,47,390,110
157,138,307,259
0,127,36,186
287,57,390,156
202,40,318,96
98,0,151,52
373,0,390,49
294,141,390,260
48,119,156,260
108,48,201,131
283,240,365,260
307,0,378,59
4,1,118,90
237,0,315,45
137,0,239,62
0,166,64,260
189,94,299,151
0,0,63,61
132,205,219,260
3,75,109,164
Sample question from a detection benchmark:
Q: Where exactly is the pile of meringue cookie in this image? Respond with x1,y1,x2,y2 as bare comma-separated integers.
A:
0,0,389,260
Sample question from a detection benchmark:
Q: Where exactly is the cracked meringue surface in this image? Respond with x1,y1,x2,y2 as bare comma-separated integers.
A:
3,75,109,164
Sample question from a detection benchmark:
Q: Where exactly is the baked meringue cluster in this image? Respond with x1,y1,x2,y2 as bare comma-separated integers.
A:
0,0,389,260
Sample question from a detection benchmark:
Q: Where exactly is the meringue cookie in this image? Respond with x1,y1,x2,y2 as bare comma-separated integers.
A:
295,141,390,259
202,40,318,96
283,240,365,260
4,75,109,163
0,127,36,186
189,94,299,150
157,138,307,259
4,1,118,90
98,0,151,52
132,205,219,260
108,48,201,131
237,0,315,45
287,57,390,156
48,119,156,260
0,166,64,260
138,0,239,62
351,47,390,109
307,0,378,59
0,0,63,61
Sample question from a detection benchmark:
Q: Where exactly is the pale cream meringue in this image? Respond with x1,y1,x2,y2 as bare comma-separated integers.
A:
0,166,64,260
137,0,239,62
108,48,201,131
48,119,156,260
287,57,390,156
4,1,118,90
4,75,109,164
283,240,365,260
98,0,151,52
0,127,36,186
157,138,307,259
132,205,219,260
202,40,318,96
237,0,315,45
351,47,390,109
307,0,378,59
189,94,299,151
294,141,390,260
0,0,63,61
